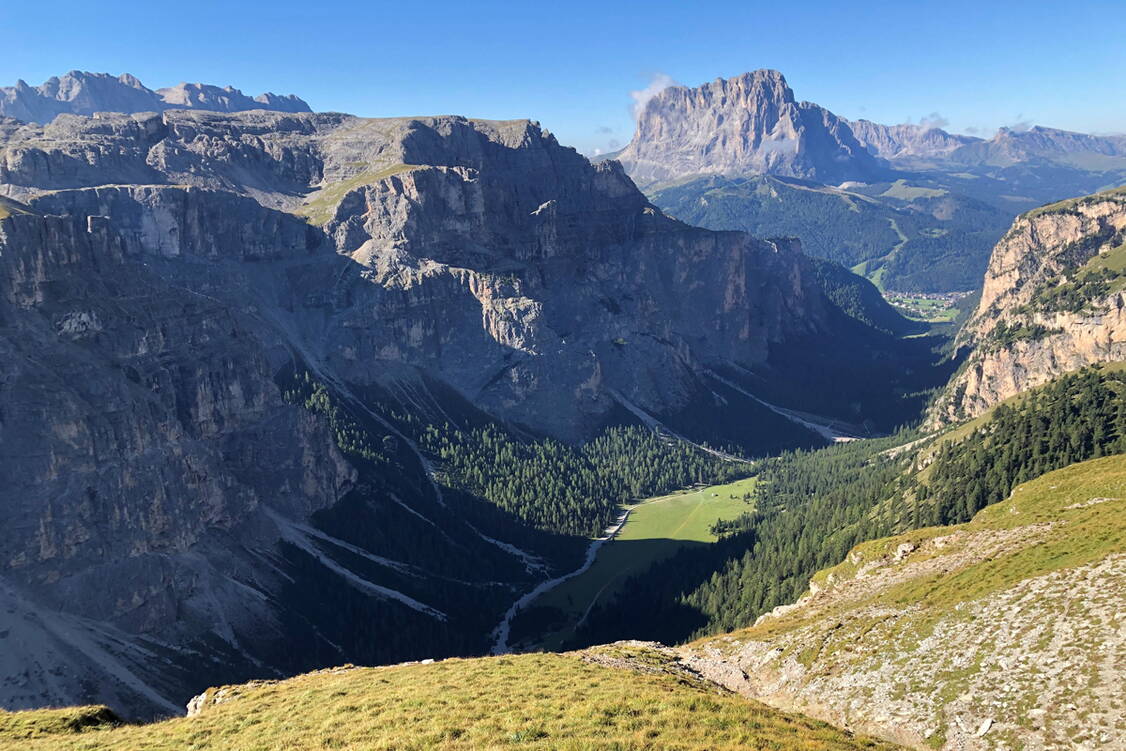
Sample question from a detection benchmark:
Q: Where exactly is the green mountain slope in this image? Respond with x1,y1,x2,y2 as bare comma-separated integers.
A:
684,455,1125,750
648,175,1011,292
808,256,924,336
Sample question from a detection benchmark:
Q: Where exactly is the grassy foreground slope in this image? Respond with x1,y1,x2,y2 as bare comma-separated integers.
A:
0,649,896,751
684,455,1126,750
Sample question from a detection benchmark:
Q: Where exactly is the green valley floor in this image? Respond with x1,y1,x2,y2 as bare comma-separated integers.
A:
523,478,756,648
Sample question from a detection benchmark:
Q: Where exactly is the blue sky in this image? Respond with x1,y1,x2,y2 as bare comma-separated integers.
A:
2,0,1124,154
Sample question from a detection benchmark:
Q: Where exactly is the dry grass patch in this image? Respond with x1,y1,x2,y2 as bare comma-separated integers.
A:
0,706,120,739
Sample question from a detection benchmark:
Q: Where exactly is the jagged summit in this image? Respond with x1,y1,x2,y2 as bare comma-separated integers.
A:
848,119,1126,168
0,70,310,124
965,124,1126,166
616,69,886,187
618,69,1126,186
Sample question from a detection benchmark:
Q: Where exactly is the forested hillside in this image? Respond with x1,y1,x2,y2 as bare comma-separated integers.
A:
284,369,753,540
922,366,1126,523
648,173,1010,293
569,365,1126,646
422,424,750,536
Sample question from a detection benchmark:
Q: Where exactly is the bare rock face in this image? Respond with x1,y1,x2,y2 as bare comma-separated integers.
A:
0,71,310,125
930,188,1126,425
848,121,1126,170
614,70,1126,190
1,111,835,439
615,70,885,187
0,198,361,715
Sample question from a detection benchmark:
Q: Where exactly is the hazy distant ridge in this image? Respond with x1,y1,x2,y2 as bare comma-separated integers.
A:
0,70,310,124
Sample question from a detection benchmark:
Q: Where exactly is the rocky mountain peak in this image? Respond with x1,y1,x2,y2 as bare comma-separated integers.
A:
616,70,884,187
703,68,796,105
117,72,146,89
993,125,1126,156
156,81,310,114
0,70,311,124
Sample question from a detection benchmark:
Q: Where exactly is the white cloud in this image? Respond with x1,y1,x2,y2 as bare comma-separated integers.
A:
758,137,798,155
630,73,677,120
919,112,949,130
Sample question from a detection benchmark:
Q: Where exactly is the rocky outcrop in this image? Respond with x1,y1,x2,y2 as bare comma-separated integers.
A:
848,121,1126,170
615,70,1126,186
0,200,362,714
0,71,310,125
615,70,886,187
0,111,846,438
931,188,1126,424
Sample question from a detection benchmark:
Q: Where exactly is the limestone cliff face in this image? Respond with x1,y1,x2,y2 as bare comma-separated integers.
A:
0,109,849,716
930,188,1126,425
615,70,885,188
1,111,833,438
320,121,825,437
0,204,360,714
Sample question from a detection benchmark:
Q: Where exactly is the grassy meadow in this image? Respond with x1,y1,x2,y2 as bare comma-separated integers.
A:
297,164,419,224
526,478,756,648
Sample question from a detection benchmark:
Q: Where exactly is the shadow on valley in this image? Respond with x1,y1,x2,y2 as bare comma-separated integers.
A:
556,534,757,649
506,537,715,649
745,322,965,433
551,433,918,650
